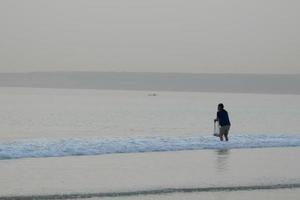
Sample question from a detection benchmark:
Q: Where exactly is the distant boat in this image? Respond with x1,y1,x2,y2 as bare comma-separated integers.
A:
148,93,157,96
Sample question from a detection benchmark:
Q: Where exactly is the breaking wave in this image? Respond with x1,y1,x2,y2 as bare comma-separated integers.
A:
0,134,300,160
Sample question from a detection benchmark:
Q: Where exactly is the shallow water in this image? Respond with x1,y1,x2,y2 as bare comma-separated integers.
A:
0,87,300,160
0,87,300,198
0,87,299,140
1,148,300,198
1,135,300,160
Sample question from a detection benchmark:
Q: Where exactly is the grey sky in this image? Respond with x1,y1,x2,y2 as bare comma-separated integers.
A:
0,0,299,73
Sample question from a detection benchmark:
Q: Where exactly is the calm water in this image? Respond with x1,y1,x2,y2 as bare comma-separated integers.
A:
1,87,300,198
0,87,300,159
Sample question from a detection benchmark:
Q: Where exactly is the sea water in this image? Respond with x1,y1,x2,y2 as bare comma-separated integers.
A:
0,87,299,160
1,87,300,199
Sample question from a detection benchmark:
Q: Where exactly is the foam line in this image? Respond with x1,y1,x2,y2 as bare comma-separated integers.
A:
0,135,300,160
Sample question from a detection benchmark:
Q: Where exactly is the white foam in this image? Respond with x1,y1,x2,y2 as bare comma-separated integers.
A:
0,135,300,160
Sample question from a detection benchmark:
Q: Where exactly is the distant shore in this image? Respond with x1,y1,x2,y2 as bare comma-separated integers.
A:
0,72,299,95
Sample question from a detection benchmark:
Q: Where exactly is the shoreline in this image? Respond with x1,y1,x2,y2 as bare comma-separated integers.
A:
1,184,300,200
1,147,299,197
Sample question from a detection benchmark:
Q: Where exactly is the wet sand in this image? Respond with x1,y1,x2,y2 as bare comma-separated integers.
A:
87,188,300,200
0,147,299,199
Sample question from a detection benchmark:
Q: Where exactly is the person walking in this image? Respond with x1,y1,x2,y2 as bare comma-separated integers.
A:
214,103,231,141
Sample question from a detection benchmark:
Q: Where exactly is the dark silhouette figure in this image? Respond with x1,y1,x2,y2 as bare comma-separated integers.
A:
214,103,231,141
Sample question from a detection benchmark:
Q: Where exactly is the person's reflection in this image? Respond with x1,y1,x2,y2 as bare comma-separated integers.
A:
215,149,230,172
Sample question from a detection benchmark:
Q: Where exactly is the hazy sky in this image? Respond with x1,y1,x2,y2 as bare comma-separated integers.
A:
0,0,299,73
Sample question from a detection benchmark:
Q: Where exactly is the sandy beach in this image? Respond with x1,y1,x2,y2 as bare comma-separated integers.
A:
0,147,299,199
90,188,300,200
